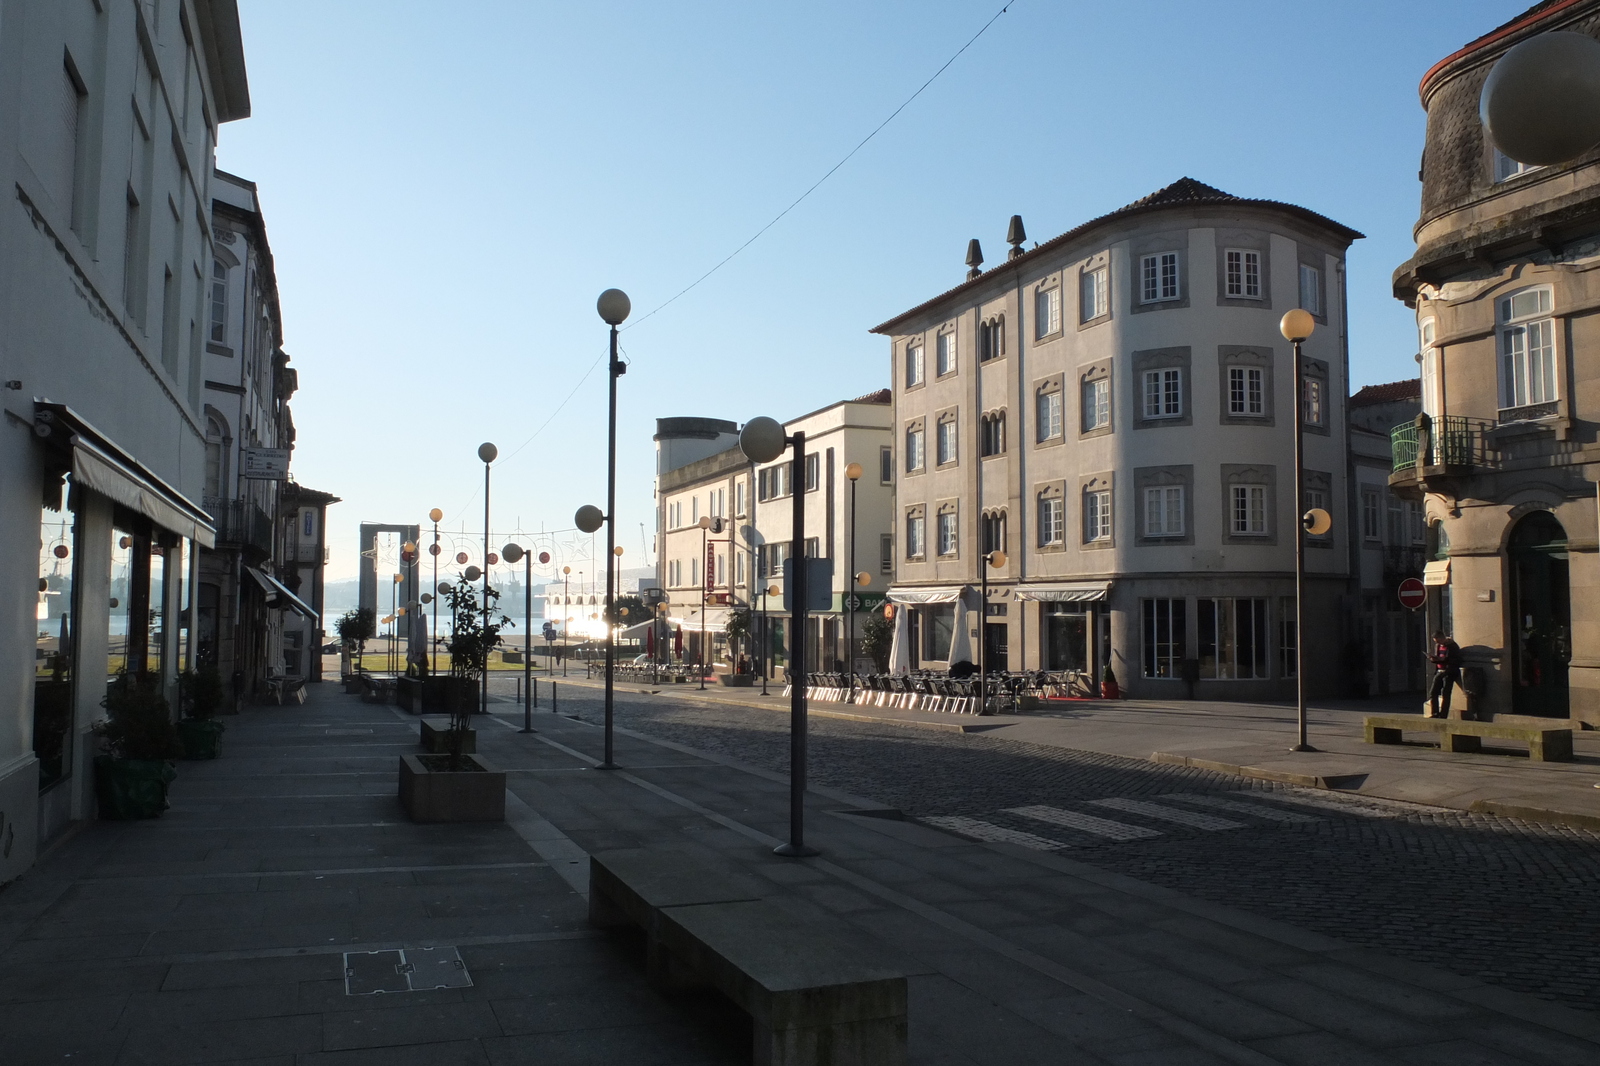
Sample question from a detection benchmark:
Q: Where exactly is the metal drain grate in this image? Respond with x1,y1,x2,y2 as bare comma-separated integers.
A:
343,947,472,995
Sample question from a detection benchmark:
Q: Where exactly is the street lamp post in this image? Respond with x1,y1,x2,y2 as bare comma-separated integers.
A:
503,542,533,733
561,566,571,676
429,508,442,672
759,583,778,696
1280,310,1329,753
979,550,1006,713
478,444,497,718
697,516,712,690
844,462,862,703
740,416,817,858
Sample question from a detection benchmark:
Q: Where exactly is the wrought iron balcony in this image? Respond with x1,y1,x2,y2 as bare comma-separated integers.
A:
1390,416,1496,477
203,495,273,554
1382,545,1427,586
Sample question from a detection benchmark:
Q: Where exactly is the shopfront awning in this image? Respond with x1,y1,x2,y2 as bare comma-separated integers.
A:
1423,560,1450,587
247,567,317,620
886,585,966,604
617,621,655,640
1013,581,1111,603
668,607,731,631
37,403,217,548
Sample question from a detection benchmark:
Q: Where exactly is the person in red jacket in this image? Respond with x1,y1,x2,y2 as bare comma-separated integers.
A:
1428,630,1462,719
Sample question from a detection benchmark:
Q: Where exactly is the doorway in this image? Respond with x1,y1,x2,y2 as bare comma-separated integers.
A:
1044,604,1088,672
1509,510,1570,717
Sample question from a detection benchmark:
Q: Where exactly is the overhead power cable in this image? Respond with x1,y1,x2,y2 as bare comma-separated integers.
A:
624,1,1018,331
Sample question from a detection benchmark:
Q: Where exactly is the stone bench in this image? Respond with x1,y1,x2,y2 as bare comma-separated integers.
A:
1364,715,1573,762
588,848,907,1066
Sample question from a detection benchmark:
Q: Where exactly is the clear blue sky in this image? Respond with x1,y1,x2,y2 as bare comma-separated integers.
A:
219,0,1525,582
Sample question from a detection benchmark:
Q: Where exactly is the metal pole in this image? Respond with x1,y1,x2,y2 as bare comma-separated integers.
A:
776,430,816,857
483,463,491,720
1292,338,1312,752
760,588,769,696
700,525,707,691
601,324,620,768
521,553,533,733
431,520,438,673
848,477,857,704
563,573,569,676
980,555,988,713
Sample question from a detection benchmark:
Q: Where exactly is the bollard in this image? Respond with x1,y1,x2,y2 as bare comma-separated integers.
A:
533,677,538,708
552,682,557,713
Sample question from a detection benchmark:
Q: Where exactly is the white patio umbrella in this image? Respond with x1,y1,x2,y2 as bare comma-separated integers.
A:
946,594,973,666
888,606,911,675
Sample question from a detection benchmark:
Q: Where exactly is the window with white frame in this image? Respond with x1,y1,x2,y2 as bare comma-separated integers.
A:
1228,366,1264,416
1499,287,1557,410
1037,388,1063,441
1298,263,1322,316
691,496,700,523
690,557,700,587
1140,252,1180,303
805,453,820,491
1143,598,1186,679
936,331,956,376
735,480,747,516
1494,147,1541,183
905,426,925,472
1302,376,1326,426
1230,484,1267,536
905,341,924,387
1144,486,1184,537
1082,377,1110,432
937,511,958,556
1080,267,1108,322
1142,368,1182,419
209,259,228,343
1198,597,1269,679
1084,489,1111,542
1035,286,1061,338
880,446,893,484
880,534,893,573
1225,249,1261,298
936,419,957,465
1361,489,1381,541
1420,319,1441,418
1037,495,1064,546
736,552,745,585
906,513,926,558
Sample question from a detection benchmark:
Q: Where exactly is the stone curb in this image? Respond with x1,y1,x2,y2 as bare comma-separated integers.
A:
1149,751,1366,790
1467,799,1600,832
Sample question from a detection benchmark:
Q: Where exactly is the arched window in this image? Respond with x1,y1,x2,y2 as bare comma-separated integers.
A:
204,412,228,500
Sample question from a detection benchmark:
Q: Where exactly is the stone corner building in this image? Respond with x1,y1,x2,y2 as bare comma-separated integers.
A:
1392,0,1600,724
873,179,1361,700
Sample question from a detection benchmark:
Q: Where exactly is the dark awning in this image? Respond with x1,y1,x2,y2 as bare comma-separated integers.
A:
247,567,317,620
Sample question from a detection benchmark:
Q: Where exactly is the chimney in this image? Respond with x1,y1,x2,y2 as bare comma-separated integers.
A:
1007,215,1026,260
965,239,984,280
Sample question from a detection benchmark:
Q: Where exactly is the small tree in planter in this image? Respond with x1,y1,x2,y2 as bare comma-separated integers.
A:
93,672,184,819
861,610,894,673
335,608,376,679
176,666,226,759
720,608,755,685
401,580,509,822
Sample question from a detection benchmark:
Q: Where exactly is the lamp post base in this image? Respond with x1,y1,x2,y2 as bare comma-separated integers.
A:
773,842,819,858
595,761,619,771
1289,743,1317,752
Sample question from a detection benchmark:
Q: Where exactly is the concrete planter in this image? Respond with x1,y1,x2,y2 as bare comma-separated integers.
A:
420,717,476,754
399,754,505,823
397,676,424,713
176,718,225,759
718,674,755,687
423,676,470,714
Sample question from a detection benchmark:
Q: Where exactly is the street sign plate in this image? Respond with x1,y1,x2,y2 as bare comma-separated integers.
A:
241,447,290,480
1397,577,1427,611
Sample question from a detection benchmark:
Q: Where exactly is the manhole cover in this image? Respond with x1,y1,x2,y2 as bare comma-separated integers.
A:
344,947,471,995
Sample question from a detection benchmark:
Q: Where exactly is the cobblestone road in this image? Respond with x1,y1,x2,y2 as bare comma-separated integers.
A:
505,683,1600,1012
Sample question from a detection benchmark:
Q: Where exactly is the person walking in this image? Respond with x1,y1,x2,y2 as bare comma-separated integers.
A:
1428,629,1462,719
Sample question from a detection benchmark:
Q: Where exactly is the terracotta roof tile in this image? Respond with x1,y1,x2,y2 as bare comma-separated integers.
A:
1349,379,1421,407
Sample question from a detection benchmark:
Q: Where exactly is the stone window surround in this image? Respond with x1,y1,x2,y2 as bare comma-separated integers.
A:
1215,229,1272,307
980,407,1007,458
1296,243,1330,324
1132,347,1192,429
1077,251,1112,331
904,334,926,391
936,499,960,558
1080,471,1114,550
934,408,959,468
1033,271,1064,342
1220,463,1278,546
1130,231,1190,315
978,312,1007,363
904,504,927,560
935,324,959,379
1134,465,1194,547
1035,480,1067,552
904,417,926,476
1079,360,1114,439
1034,374,1065,448
1300,356,1330,437
1217,345,1276,426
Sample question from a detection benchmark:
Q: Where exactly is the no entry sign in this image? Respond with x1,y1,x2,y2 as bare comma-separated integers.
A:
1397,577,1427,611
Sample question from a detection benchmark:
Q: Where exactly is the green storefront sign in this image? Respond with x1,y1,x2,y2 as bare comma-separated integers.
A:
831,591,887,613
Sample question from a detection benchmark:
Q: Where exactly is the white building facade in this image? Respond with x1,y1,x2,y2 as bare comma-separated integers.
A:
0,0,250,881
873,180,1362,700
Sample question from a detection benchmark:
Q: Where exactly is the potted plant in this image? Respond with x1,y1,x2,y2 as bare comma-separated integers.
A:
719,608,755,686
400,580,507,822
1100,663,1120,700
176,666,226,759
335,608,375,692
93,672,184,819
861,610,894,674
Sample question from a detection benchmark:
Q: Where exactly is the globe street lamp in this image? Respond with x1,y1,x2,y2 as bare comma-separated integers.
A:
1280,310,1330,754
503,542,534,733
1481,31,1600,166
740,415,817,858
574,503,614,766
844,462,862,703
979,550,1007,712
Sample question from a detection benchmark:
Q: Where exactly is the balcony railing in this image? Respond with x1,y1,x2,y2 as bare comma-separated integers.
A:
203,495,273,553
1382,545,1427,585
1390,416,1495,473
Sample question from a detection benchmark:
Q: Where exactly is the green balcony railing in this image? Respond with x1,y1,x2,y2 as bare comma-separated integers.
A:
1390,416,1493,473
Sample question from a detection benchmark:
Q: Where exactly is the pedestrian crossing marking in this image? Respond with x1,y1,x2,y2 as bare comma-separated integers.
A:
1088,797,1243,831
925,815,1066,850
1167,792,1321,823
1005,805,1162,841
